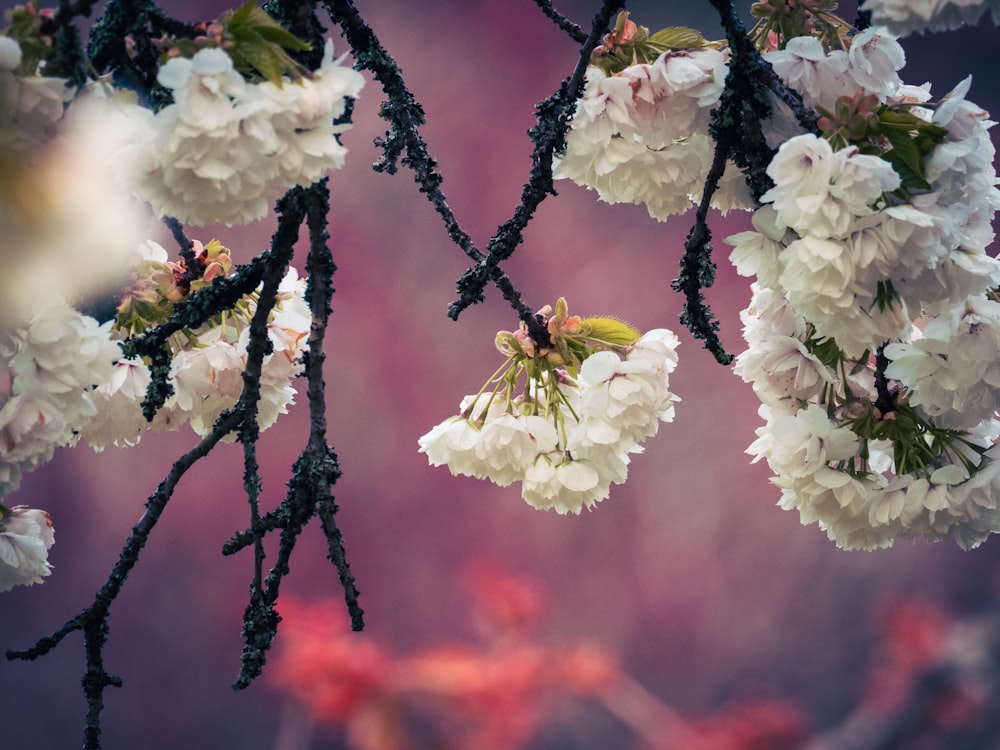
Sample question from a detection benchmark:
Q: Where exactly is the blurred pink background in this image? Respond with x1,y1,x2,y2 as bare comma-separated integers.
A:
3,1,1000,747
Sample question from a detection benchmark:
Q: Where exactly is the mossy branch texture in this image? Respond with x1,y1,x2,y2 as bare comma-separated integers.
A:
3,0,813,746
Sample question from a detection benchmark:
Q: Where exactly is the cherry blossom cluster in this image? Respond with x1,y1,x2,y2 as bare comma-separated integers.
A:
81,239,311,450
3,3,364,228
729,20,1000,549
0,34,71,151
0,305,118,496
118,39,364,226
0,303,118,589
0,236,311,588
0,4,351,590
553,14,923,222
863,0,1000,36
419,299,679,514
553,17,752,220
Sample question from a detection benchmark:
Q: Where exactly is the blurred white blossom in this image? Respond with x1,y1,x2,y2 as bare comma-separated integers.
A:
0,505,54,592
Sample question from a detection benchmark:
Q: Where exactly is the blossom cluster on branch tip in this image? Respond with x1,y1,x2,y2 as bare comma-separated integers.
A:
0,2,356,590
82,239,311,449
727,14,1000,549
2,4,365,228
118,38,364,226
553,16,753,220
419,299,679,515
0,238,311,589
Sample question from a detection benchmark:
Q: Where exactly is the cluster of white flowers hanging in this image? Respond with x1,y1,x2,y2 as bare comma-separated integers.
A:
419,300,679,514
863,0,1000,36
0,305,120,497
552,21,752,220
729,25,1000,549
0,6,350,588
120,40,364,226
80,239,311,449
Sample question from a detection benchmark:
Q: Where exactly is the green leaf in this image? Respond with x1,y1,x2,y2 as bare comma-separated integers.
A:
253,24,311,51
648,26,708,50
229,0,256,26
238,46,285,85
872,279,901,313
236,4,311,50
882,128,930,190
220,1,312,83
580,317,641,346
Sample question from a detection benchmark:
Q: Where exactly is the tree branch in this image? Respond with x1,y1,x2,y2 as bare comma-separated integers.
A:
530,0,588,44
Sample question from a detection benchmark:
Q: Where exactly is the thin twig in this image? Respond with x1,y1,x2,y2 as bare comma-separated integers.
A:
324,0,483,264
6,404,247,748
447,0,626,327
531,0,588,44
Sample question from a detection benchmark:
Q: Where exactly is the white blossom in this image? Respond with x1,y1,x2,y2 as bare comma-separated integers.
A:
764,36,852,108
734,334,833,412
80,358,158,450
474,414,559,487
0,505,55,592
417,414,485,479
845,27,905,102
0,305,118,495
571,350,674,454
521,451,611,515
762,135,899,239
885,295,1000,428
727,206,790,290
747,404,860,479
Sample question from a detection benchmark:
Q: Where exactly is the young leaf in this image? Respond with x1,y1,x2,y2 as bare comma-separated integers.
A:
580,317,642,346
882,128,930,191
648,27,708,51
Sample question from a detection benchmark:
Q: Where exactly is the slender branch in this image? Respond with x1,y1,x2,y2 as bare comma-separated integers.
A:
46,0,89,85
672,138,733,365
531,0,588,44
855,2,873,31
299,183,363,630
873,343,896,417
325,0,623,333
162,216,201,290
231,189,306,689
447,0,626,325
323,0,482,265
230,182,363,690
6,404,248,748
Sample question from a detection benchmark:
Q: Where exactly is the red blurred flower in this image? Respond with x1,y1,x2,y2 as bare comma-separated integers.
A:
269,597,392,724
864,597,951,713
688,698,809,750
464,558,546,639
